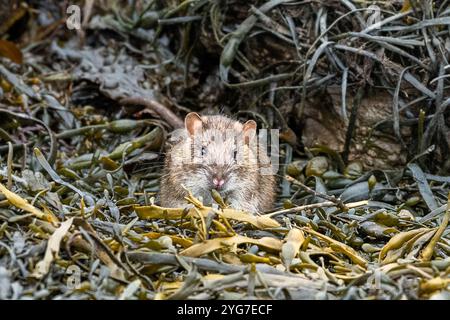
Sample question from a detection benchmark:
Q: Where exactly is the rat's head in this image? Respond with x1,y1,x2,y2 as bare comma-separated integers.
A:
175,112,259,198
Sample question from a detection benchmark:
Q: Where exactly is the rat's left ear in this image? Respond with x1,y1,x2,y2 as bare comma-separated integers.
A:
243,120,257,144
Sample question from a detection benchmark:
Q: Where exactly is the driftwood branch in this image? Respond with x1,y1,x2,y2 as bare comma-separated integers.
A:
120,97,184,129
285,175,348,211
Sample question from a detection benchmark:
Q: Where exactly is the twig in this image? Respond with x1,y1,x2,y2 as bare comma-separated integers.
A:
285,175,348,211
120,97,183,129
265,200,369,218
264,201,336,217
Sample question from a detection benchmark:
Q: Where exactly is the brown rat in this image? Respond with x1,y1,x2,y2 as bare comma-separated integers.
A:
159,112,276,214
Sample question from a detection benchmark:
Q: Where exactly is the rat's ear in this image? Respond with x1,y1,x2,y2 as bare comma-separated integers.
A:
185,112,203,136
242,120,257,144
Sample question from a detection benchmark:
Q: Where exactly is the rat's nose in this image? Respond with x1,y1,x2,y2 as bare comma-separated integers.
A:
212,176,225,190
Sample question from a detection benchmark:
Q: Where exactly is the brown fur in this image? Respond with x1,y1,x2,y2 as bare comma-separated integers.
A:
159,114,276,214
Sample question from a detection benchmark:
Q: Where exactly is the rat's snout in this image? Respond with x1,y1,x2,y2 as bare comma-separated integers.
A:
212,176,225,190
210,165,228,190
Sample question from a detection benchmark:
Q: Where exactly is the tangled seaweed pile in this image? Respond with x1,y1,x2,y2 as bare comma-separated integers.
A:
0,0,449,299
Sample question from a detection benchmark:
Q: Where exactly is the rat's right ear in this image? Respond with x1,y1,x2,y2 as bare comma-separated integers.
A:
185,112,203,136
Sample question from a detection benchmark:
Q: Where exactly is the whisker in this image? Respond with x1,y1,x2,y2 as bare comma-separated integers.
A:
132,166,166,173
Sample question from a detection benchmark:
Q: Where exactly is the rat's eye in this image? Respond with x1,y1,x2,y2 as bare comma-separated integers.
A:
233,150,238,160
201,146,207,156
